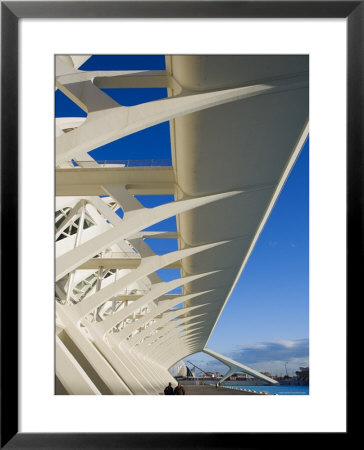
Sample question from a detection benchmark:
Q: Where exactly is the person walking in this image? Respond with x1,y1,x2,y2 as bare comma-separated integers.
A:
174,381,185,395
164,382,174,395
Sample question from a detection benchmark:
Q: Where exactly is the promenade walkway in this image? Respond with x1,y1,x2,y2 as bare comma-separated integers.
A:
182,385,260,395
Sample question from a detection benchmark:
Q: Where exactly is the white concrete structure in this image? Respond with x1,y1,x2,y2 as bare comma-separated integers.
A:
55,55,308,394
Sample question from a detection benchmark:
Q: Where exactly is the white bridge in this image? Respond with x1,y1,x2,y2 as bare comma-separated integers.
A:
55,55,308,394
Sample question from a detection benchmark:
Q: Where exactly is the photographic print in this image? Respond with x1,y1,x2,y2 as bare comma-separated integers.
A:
55,54,309,396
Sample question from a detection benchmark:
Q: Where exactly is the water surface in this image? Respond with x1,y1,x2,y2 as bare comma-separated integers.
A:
230,385,309,395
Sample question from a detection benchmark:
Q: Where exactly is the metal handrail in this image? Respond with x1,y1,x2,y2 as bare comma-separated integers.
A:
71,159,172,168
93,251,140,259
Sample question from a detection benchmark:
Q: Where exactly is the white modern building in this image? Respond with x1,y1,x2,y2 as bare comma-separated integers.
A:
55,55,308,394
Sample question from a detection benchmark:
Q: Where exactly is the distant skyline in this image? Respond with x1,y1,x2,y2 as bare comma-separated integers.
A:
56,55,309,377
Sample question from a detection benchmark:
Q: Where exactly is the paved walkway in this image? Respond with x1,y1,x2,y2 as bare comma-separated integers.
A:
182,385,261,395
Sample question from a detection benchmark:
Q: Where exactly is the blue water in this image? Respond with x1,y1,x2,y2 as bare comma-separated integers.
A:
230,385,309,395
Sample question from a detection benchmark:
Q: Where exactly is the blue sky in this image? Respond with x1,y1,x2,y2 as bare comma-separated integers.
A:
56,55,309,377
193,138,309,377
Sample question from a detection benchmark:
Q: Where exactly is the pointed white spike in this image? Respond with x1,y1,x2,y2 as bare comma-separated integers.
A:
121,290,212,346
56,189,240,281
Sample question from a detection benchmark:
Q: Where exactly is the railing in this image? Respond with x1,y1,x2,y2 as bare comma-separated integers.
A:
71,159,172,168
93,251,140,259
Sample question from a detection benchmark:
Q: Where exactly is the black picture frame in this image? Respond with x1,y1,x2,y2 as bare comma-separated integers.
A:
1,1,360,448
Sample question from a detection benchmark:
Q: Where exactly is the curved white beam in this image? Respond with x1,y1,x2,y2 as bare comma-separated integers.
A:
56,335,101,395
56,189,239,280
203,348,278,385
146,327,205,358
152,335,203,364
141,325,204,357
89,272,212,340
131,311,206,349
56,304,132,395
133,319,205,351
56,76,307,164
119,290,211,345
68,242,222,322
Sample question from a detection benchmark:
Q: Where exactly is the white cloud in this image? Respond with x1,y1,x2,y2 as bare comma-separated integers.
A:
182,339,309,377
229,338,309,373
